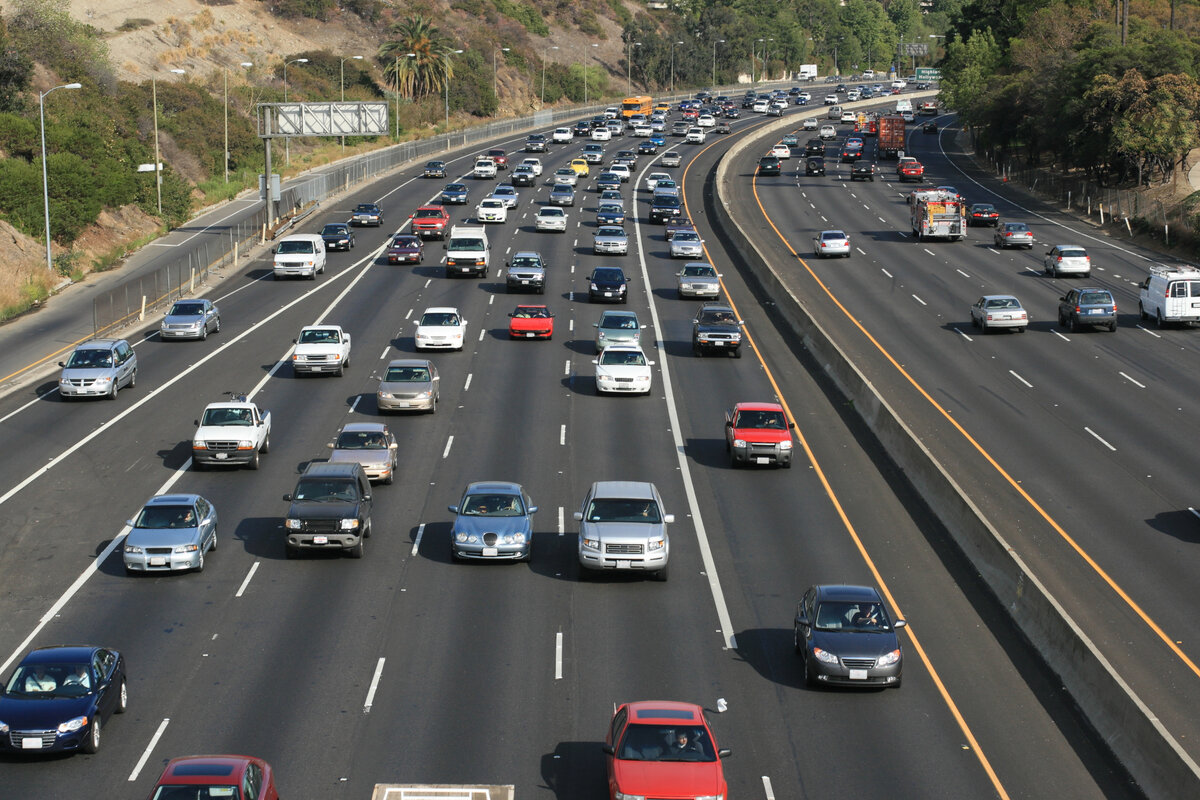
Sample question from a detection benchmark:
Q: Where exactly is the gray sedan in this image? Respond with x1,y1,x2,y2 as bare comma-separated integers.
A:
376,358,440,413
160,299,220,341
670,231,705,259
676,263,722,298
449,481,538,561
970,294,1028,333
549,185,576,206
813,230,850,258
593,226,629,255
327,422,399,484
124,493,217,574
994,221,1034,249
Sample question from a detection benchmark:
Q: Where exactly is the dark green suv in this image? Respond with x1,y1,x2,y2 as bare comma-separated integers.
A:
757,155,782,176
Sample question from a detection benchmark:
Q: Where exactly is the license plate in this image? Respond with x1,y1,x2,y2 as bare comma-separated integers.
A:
849,669,868,680
21,737,42,750
711,341,724,346
313,536,328,545
615,560,631,569
215,452,228,460
150,557,167,566
1089,309,1103,314
521,280,529,284
604,292,613,297
756,457,770,464
526,333,536,338
482,547,499,557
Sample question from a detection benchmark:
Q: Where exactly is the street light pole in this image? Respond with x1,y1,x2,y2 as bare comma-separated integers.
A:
493,46,510,113
540,45,559,106
670,41,683,95
39,81,81,272
445,48,464,129
626,41,642,95
712,39,724,88
224,62,253,184
584,42,599,106
282,57,308,167
754,38,764,84
394,53,416,140
153,68,186,216
340,55,363,153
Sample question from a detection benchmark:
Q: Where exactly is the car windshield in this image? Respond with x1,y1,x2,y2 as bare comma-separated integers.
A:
414,209,443,218
495,187,516,195
5,664,95,698
354,205,377,214
539,208,564,217
299,329,340,344
65,348,113,369
675,233,700,243
593,269,624,282
682,265,716,277
421,313,461,327
655,197,680,208
585,497,661,523
814,600,893,632
597,228,624,237
599,205,622,213
1080,292,1112,305
335,430,388,450
601,315,638,330
699,309,736,324
134,505,197,529
276,240,316,255
444,184,466,193
384,366,430,382
821,232,846,241
321,224,347,235
448,238,484,250
510,257,543,268
481,200,503,208
984,298,1020,309
552,187,572,195
1060,249,1087,258
461,493,526,516
168,302,205,316
293,480,358,502
391,237,418,248
598,350,648,367
739,410,787,428
201,407,252,426
512,307,549,319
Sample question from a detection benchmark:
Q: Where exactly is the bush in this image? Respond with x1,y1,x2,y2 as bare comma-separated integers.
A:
267,0,336,21
116,18,153,32
342,0,383,23
494,0,550,37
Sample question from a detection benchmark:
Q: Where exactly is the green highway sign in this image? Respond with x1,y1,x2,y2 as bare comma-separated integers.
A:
915,68,941,81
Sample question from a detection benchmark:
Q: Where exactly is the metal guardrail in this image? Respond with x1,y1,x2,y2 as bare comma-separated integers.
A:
91,82,786,335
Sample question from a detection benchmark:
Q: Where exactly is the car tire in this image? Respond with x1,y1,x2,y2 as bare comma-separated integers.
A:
116,679,128,713
214,317,221,334
385,466,395,485
348,539,364,559
195,550,204,573
107,381,118,400
733,347,742,359
336,362,344,377
199,325,208,341
285,544,298,559
192,459,205,471
1139,302,1149,321
82,718,101,754
429,394,438,414
1068,316,1078,333
1157,309,1166,328
782,458,792,469
794,627,803,654
1016,326,1026,333
260,434,270,455
247,449,259,470
210,530,217,551
652,564,669,582
1109,322,1117,332
802,654,817,688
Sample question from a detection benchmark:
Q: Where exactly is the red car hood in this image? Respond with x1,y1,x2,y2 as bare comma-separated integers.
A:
733,427,791,444
614,759,724,797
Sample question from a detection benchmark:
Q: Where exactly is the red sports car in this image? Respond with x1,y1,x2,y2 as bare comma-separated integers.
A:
508,305,554,339
386,234,423,264
603,701,729,800
148,755,279,800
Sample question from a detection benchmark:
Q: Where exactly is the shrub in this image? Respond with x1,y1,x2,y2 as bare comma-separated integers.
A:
494,0,550,37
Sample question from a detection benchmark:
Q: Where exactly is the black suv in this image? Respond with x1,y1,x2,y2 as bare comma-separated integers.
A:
805,157,826,176
850,162,876,181
283,462,373,559
649,194,683,223
587,266,630,303
757,156,782,176
692,302,744,357
805,139,824,156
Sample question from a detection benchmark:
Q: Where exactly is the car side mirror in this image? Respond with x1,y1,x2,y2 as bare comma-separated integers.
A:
718,749,732,758
788,422,796,429
292,338,298,344
663,513,675,523
591,359,599,365
528,505,539,514
573,511,584,521
894,619,907,629
271,247,276,254
601,744,615,756
126,519,135,527
795,615,810,627
58,361,66,367
283,494,292,502
1060,296,1068,302
442,244,447,249
448,506,458,514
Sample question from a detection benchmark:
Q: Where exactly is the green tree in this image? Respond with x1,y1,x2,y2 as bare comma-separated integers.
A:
379,16,455,99
0,17,33,113
939,29,1003,126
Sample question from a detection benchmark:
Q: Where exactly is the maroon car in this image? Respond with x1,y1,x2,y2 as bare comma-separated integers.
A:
386,234,423,264
665,218,696,241
148,755,279,800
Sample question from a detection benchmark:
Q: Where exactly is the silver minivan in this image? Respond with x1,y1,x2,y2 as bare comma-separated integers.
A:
58,338,137,400
594,309,646,353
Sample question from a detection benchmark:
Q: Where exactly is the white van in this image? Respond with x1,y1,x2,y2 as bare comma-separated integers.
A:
273,233,326,280
1138,264,1200,326
827,104,843,119
443,224,490,278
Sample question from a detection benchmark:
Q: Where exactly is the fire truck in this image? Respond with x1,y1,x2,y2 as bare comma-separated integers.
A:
910,189,966,241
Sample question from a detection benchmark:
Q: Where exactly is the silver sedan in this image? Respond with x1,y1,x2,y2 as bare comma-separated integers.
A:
327,422,399,484
160,299,221,341
994,221,1034,249
376,358,440,413
813,230,850,258
676,263,722,298
124,493,217,574
670,231,704,259
970,295,1028,333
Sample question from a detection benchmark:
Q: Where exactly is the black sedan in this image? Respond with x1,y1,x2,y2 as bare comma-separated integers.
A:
967,203,1000,226
351,203,384,226
0,645,127,754
794,585,905,688
320,222,355,251
423,160,447,178
637,140,659,155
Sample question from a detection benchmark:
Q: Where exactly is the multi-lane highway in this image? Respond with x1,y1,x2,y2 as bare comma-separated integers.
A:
0,92,1143,798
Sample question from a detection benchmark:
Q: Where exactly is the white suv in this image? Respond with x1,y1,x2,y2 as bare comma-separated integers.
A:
575,481,673,580
1043,245,1091,278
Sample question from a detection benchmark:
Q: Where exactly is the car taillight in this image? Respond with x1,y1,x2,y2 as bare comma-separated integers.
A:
1006,232,1012,237
1075,306,1082,313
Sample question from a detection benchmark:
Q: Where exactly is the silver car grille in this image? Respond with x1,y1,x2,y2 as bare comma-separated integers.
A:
841,657,877,669
10,731,56,748
204,441,241,452
146,546,174,555
605,543,644,554
62,378,102,387
702,333,739,342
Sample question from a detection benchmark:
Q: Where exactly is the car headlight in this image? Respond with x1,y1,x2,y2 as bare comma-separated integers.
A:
647,537,665,551
598,332,607,340
813,646,839,665
0,720,8,734
285,519,302,530
94,376,112,385
590,283,599,291
615,793,645,800
378,392,393,400
124,544,143,554
237,440,254,450
732,439,747,448
779,441,792,450
504,533,527,544
456,532,479,543
581,536,601,551
175,544,199,553
58,716,88,733
414,391,431,400
340,518,360,531
877,648,902,668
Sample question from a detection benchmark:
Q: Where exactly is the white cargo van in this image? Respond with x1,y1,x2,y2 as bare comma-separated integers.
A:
443,225,490,278
273,233,326,280
1138,265,1200,326
895,98,913,115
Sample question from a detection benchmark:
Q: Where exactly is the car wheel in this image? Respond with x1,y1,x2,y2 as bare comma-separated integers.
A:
1139,302,1149,321
107,381,118,400
214,317,221,334
260,433,270,455
1068,316,1078,333
82,717,101,754
247,449,259,470
1016,326,1026,333
652,564,669,582
385,466,395,485
794,627,803,653
336,362,344,377
1157,309,1166,328
199,325,208,341
802,653,817,687
1109,322,1118,332
1058,311,1066,327
195,549,204,573
782,458,792,469
429,394,438,414
209,529,217,551
733,347,742,359
364,519,372,539
285,544,298,559
348,539,364,559
116,679,128,713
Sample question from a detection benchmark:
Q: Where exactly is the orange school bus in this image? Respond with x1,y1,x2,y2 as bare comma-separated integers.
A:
621,95,653,118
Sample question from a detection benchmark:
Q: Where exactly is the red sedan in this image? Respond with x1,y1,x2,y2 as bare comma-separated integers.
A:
508,305,555,339
604,701,729,800
148,755,279,800
897,159,925,181
386,234,423,264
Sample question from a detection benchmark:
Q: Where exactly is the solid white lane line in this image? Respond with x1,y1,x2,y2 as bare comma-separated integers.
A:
560,425,566,445
923,248,936,256
363,657,386,713
762,776,776,800
1119,372,1145,388
912,295,927,306
558,506,564,535
1052,330,1070,341
956,268,971,278
1085,427,1117,451
412,523,425,556
350,396,361,413
881,268,893,278
855,247,865,255
128,718,170,781
464,373,473,391
1009,371,1032,388
443,436,454,458
235,562,260,598
956,328,974,342
554,631,564,680
379,346,390,360
1137,325,1162,338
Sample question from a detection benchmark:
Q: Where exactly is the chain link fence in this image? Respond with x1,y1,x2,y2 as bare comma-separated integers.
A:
92,85,770,336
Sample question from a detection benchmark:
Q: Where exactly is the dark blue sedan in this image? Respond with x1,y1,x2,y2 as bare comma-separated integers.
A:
637,140,659,155
0,645,127,754
441,183,470,204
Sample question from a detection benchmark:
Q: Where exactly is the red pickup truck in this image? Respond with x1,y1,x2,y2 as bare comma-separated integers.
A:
724,402,795,468
410,206,451,239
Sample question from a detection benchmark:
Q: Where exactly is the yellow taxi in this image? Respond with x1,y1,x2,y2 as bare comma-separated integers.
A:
569,158,590,177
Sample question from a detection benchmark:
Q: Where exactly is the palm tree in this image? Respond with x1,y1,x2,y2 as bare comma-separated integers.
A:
379,15,455,99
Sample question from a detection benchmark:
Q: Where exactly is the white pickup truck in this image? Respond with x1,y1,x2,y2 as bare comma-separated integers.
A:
292,325,352,376
192,395,271,470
